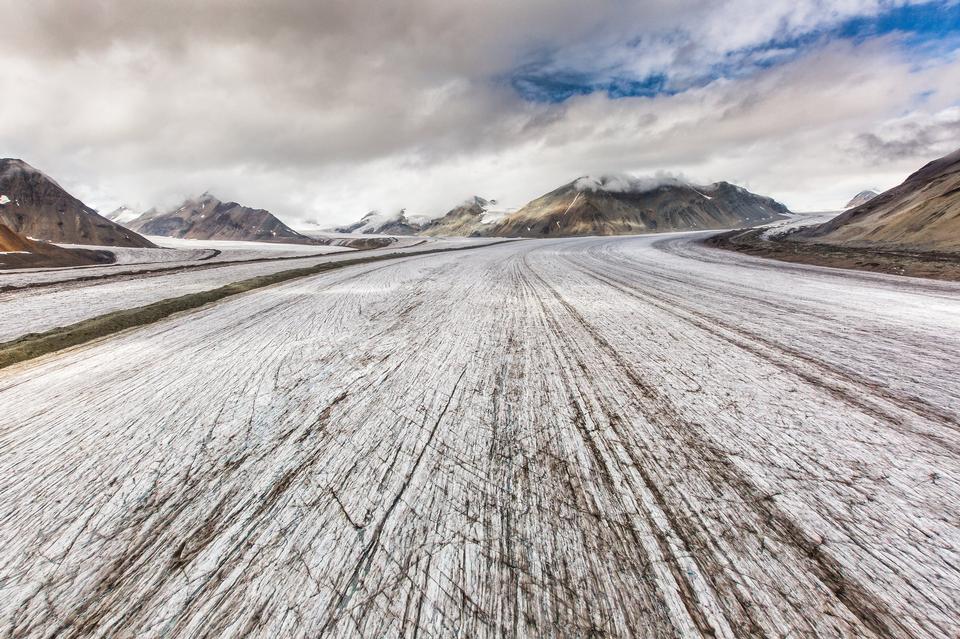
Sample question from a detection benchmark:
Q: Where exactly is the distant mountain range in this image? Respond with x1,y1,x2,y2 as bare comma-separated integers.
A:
0,159,155,248
336,176,789,238
105,206,142,225
0,160,792,248
126,193,320,244
335,209,431,235
800,148,960,252
336,200,502,236
7,149,958,274
483,176,788,237
419,197,504,237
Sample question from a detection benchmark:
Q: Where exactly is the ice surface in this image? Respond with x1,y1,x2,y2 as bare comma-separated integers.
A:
0,233,958,637
0,237,505,342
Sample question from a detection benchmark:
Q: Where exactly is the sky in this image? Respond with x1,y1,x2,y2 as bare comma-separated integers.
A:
2,0,960,227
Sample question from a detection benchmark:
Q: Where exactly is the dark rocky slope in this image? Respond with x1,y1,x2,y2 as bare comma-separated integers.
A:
129,193,320,244
0,159,155,248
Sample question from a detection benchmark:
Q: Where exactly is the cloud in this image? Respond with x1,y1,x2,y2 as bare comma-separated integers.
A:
852,106,960,161
503,0,945,100
574,173,691,194
1,0,958,222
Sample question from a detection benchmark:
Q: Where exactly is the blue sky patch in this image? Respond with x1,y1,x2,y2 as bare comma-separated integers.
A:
508,1,960,103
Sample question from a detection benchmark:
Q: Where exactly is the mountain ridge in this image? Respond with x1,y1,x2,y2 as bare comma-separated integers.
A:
335,176,789,238
129,193,321,244
484,176,789,237
798,148,960,251
0,159,155,248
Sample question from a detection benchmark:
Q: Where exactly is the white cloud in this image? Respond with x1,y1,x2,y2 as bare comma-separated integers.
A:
0,0,957,222
574,173,690,193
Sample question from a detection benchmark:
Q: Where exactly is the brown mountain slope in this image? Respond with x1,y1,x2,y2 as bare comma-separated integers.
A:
0,223,34,253
483,177,789,237
420,197,495,237
130,193,320,244
800,148,960,251
0,223,114,269
0,159,155,248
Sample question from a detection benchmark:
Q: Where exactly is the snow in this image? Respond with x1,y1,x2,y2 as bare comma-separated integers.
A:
144,235,352,254
561,191,582,215
351,210,407,233
0,237,356,289
0,233,958,635
406,214,433,227
480,206,515,224
438,195,513,225
758,210,839,240
106,206,141,224
0,237,504,341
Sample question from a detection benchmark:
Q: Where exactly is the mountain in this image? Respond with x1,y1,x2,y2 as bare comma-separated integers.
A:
420,197,499,237
336,177,788,238
0,223,114,269
799,148,960,252
105,205,142,225
483,175,789,237
0,159,155,248
845,190,879,209
335,210,426,235
129,193,319,244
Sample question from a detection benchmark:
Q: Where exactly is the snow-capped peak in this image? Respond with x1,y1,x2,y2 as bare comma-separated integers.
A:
463,195,496,210
353,209,407,232
105,205,142,224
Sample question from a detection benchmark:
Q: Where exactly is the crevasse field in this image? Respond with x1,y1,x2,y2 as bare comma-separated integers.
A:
1,232,958,637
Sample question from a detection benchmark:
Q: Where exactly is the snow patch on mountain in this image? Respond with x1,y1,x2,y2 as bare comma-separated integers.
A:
480,206,515,225
354,210,405,233
105,206,141,225
406,214,433,227
450,196,511,224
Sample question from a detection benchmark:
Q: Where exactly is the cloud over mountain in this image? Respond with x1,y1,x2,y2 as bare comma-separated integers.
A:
2,0,959,223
